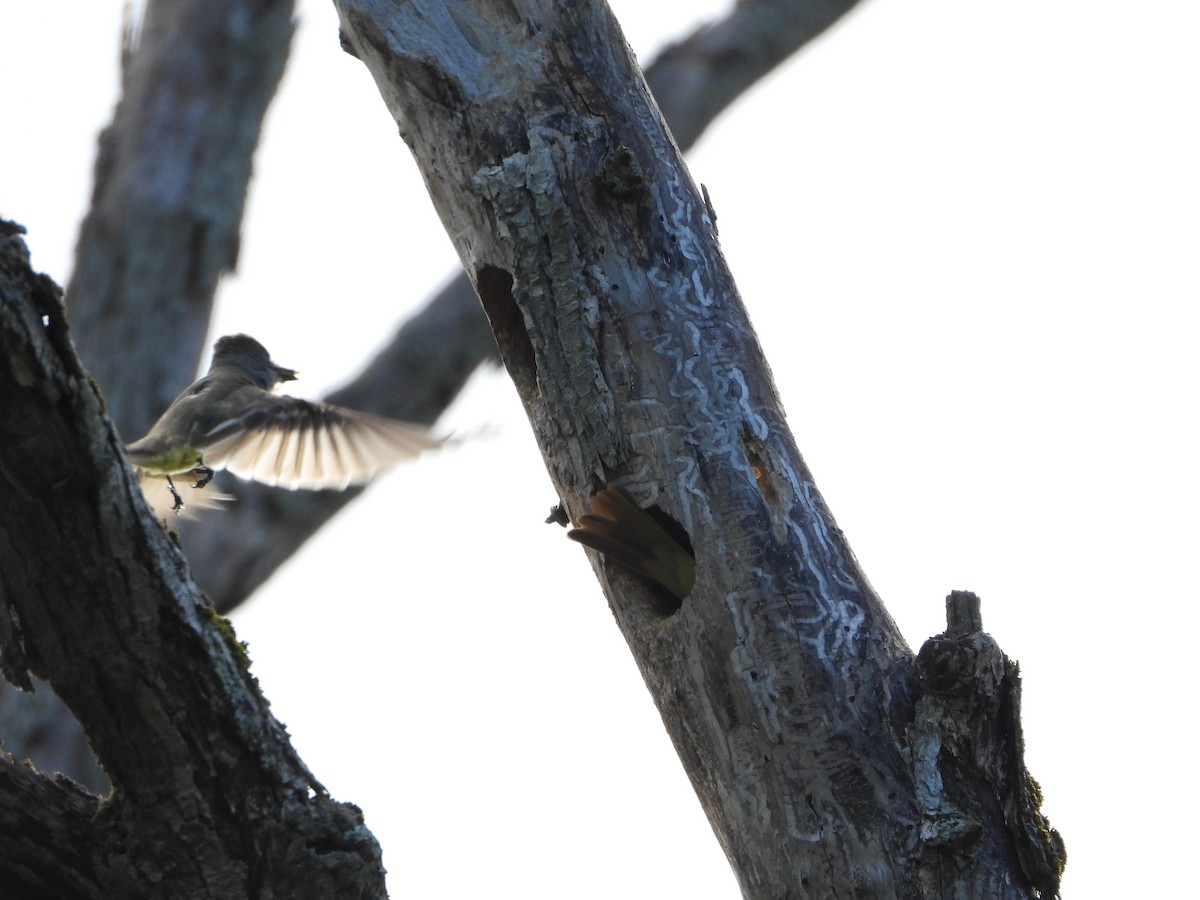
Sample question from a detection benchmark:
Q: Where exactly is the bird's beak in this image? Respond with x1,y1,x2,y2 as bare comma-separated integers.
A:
275,365,298,382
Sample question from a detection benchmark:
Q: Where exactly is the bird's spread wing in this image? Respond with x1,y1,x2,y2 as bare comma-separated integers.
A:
198,397,443,490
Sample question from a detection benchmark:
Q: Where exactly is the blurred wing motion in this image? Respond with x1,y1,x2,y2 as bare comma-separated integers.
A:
138,472,234,520
567,485,696,600
200,397,444,490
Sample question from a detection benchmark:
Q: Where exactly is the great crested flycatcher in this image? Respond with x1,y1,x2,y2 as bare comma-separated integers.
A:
126,334,442,513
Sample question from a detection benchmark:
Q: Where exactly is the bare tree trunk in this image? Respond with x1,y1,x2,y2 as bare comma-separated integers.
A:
182,0,867,613
0,222,387,898
68,0,296,438
0,1,1063,895
333,1,1063,896
2,0,866,807
1,0,297,796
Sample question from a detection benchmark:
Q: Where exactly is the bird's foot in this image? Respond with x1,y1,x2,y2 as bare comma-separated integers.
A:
190,465,215,490
166,475,185,513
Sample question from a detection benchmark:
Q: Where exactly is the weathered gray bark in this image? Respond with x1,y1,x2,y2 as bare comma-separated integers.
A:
2,0,299,796
1,0,1063,895
333,1,1062,896
68,0,297,438
183,0,866,613
0,222,387,898
5,0,864,810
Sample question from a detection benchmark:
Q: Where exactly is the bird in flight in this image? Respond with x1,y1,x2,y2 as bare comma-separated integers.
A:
126,334,443,514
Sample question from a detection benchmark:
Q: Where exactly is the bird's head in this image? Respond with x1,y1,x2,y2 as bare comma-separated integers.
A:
212,334,297,389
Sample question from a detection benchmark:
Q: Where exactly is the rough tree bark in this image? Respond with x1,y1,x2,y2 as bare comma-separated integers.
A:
181,0,866,614
0,222,387,898
0,0,1064,896
332,0,1063,897
68,0,297,437
1,0,298,795
4,0,865,793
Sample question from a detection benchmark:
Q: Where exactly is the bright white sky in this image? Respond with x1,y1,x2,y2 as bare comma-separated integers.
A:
4,1,1198,897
